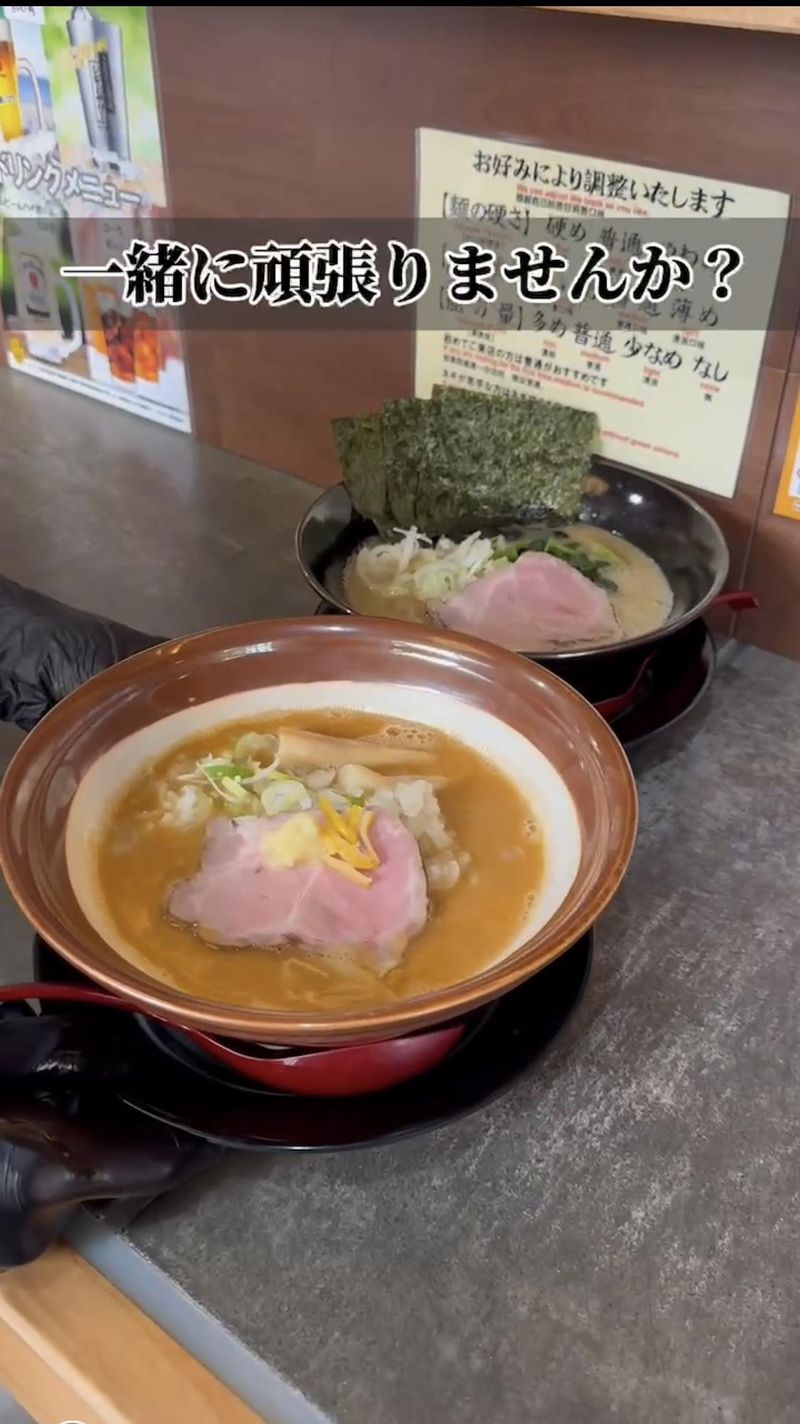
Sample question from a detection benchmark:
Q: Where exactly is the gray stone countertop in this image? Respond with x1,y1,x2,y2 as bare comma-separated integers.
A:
125,644,800,1424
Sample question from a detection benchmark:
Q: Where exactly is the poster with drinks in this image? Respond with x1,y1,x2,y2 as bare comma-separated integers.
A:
0,5,190,432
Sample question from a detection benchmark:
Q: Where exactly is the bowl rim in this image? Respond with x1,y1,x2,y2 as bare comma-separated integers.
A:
293,468,731,662
0,616,638,1043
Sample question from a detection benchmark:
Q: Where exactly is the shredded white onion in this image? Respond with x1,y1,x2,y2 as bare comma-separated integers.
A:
353,527,495,604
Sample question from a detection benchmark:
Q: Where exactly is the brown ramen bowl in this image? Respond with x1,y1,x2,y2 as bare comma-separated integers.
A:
0,617,637,1047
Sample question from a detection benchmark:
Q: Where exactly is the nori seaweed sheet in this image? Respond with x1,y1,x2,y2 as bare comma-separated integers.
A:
332,414,389,528
431,385,595,460
431,386,595,524
381,399,429,529
333,387,598,537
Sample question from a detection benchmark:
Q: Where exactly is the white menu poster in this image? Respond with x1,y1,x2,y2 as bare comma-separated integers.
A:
414,128,790,498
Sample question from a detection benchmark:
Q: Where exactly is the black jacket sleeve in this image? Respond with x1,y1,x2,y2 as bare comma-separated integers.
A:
0,576,162,733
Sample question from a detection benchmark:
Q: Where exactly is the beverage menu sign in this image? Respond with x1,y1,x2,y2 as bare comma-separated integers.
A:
414,127,789,499
0,5,190,432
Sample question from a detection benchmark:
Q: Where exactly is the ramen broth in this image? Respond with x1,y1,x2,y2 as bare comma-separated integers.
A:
95,710,543,1012
345,524,673,650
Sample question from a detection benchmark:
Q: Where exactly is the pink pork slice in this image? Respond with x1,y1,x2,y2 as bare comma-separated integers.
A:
432,550,618,650
168,810,428,970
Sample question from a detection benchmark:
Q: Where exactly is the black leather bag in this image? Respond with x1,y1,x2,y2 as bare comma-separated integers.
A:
0,575,161,730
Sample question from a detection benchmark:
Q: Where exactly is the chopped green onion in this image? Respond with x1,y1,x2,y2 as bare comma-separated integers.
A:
541,535,619,591
202,762,251,783
580,536,626,569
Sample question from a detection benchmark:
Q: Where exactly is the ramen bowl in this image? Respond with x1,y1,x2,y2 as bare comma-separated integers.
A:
0,617,636,1048
295,463,731,669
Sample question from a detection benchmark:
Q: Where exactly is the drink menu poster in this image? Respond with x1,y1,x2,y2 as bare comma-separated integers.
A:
0,5,190,432
414,127,790,499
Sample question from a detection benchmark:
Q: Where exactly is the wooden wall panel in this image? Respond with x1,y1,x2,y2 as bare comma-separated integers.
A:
739,370,800,656
151,5,800,641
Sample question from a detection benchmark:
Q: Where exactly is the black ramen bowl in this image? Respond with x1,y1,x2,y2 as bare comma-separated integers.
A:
294,462,730,672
